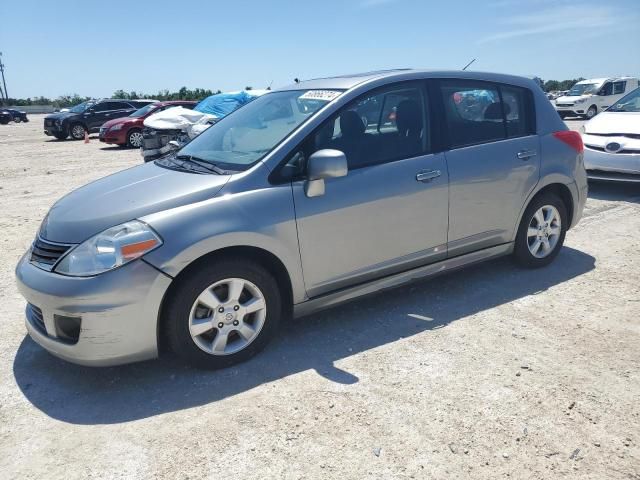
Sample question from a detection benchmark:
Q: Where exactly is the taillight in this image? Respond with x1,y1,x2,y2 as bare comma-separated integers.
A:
553,130,584,153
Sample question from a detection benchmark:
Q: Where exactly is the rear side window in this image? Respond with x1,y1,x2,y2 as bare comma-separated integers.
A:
500,85,533,138
613,81,626,95
439,80,534,148
109,102,133,110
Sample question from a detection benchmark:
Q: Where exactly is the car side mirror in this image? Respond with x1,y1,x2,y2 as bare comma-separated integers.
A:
304,149,348,198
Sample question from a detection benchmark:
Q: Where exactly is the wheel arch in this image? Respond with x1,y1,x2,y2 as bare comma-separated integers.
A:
512,181,576,242
156,245,294,353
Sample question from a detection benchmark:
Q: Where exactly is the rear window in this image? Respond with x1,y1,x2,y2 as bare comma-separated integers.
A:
439,80,534,148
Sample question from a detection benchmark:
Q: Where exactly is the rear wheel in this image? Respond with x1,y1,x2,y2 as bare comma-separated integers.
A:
69,123,86,140
164,258,282,369
513,192,567,268
126,128,143,148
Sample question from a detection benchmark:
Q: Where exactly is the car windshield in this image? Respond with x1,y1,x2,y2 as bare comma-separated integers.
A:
129,104,158,117
68,101,95,113
174,89,343,170
568,83,598,96
607,87,640,112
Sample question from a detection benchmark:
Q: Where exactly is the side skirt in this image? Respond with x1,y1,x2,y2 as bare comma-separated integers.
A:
293,243,514,318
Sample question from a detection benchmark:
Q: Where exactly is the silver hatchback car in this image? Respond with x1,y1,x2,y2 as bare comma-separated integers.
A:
16,70,588,368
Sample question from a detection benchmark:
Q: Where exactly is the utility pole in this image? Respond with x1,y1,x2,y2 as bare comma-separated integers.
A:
0,52,8,105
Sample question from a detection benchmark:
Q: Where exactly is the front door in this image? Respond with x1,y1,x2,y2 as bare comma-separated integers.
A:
436,79,540,256
290,82,449,298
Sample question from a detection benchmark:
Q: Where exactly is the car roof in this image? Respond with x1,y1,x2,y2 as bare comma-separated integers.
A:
275,69,539,91
156,100,198,105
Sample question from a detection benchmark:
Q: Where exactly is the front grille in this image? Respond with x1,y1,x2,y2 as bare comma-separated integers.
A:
585,145,640,155
27,303,46,334
30,236,73,270
556,103,574,108
45,119,53,126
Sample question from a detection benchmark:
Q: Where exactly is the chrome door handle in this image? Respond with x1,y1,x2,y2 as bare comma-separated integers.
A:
416,170,441,182
517,150,537,160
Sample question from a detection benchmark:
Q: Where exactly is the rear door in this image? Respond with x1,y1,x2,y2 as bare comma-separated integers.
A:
437,79,539,257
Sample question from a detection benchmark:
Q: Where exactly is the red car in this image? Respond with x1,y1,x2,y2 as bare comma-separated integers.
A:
99,101,197,148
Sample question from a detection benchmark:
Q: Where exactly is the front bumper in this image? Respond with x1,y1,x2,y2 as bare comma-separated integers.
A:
15,253,172,366
584,147,640,182
99,127,127,145
555,104,587,116
44,122,66,136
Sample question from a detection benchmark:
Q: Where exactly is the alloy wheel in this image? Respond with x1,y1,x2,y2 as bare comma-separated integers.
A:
189,278,267,356
71,124,85,139
128,131,143,148
527,205,562,258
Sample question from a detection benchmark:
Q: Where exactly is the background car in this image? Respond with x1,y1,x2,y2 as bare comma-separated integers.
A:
43,98,156,140
99,101,197,148
0,108,29,123
555,77,639,119
582,87,640,182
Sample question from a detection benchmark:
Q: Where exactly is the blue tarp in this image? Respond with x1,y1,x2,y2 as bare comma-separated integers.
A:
194,91,259,118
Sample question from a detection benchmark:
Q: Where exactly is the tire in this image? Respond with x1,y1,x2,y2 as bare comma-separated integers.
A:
126,128,143,148
53,132,68,140
585,105,597,119
13,116,21,123
69,123,87,140
163,258,282,369
513,192,567,268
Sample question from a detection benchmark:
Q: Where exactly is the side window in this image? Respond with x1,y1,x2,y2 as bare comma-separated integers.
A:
500,85,533,138
440,80,504,148
613,81,626,95
310,84,428,170
600,82,613,96
109,101,132,110
92,103,112,112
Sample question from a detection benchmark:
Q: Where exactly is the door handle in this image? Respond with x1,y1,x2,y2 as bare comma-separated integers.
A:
416,170,441,182
517,150,537,160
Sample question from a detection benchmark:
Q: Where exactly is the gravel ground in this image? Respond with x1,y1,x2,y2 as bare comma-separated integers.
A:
0,115,638,479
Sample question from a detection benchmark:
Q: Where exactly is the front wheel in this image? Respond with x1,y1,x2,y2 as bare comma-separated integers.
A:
126,128,143,148
163,258,282,369
13,117,22,123
585,105,597,119
69,123,87,140
513,192,567,268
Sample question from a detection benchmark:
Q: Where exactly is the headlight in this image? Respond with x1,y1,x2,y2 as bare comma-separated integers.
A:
55,220,162,276
55,119,62,126
109,123,123,131
575,98,587,104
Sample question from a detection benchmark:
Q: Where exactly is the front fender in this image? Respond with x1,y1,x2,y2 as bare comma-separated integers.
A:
140,182,307,303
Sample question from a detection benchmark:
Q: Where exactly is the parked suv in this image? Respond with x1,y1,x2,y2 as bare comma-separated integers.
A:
44,99,156,140
16,70,587,368
99,101,197,148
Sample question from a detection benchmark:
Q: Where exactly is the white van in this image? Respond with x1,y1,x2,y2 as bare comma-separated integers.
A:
555,77,639,119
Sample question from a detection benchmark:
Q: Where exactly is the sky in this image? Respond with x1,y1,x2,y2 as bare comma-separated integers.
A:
1,0,639,99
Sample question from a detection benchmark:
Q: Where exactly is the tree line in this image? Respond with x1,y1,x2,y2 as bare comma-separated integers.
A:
5,86,227,107
4,79,587,107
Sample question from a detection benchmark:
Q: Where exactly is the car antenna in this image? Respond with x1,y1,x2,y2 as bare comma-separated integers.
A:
267,80,273,91
462,58,476,71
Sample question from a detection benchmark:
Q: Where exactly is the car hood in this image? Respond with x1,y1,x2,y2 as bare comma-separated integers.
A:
45,112,77,121
556,94,592,104
40,162,231,243
585,112,640,134
102,116,141,129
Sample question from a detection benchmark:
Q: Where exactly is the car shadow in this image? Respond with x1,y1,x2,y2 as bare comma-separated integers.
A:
588,180,640,203
99,146,127,151
13,247,595,425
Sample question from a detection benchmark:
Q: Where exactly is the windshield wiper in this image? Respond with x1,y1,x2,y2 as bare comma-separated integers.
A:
175,155,229,175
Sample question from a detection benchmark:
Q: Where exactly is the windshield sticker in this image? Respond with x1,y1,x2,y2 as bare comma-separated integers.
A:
300,90,341,102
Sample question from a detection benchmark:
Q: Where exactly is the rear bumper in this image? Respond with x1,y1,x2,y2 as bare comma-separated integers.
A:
15,253,172,366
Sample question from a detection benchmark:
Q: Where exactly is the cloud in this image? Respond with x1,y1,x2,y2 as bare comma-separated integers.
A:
478,5,621,44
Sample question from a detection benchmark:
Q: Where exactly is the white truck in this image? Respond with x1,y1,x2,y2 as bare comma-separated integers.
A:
554,77,639,119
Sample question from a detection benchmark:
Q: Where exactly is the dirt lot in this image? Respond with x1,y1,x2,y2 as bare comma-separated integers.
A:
0,115,638,479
